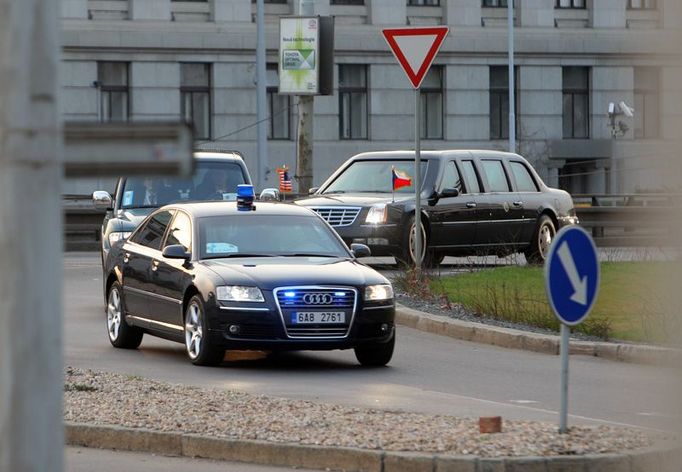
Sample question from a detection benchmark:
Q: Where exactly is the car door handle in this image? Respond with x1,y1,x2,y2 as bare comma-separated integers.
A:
151,260,160,272
466,202,477,209
512,201,523,207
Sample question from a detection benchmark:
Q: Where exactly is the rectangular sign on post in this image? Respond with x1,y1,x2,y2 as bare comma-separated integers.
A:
279,16,319,95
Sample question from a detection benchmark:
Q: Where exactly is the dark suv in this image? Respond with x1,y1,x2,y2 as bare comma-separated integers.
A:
295,150,578,266
93,151,252,263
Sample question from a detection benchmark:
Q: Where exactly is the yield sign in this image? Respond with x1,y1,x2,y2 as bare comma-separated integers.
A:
382,26,449,89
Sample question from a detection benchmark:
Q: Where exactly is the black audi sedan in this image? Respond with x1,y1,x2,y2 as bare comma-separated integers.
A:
295,150,578,266
102,195,395,367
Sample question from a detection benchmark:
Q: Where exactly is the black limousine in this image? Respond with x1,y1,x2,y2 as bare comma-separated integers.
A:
103,195,395,366
295,150,578,266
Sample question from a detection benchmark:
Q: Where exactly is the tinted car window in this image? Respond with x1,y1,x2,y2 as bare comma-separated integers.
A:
165,211,192,252
510,161,539,192
481,160,510,192
460,160,481,194
440,162,463,194
120,161,247,209
323,160,428,194
131,210,174,250
198,215,349,259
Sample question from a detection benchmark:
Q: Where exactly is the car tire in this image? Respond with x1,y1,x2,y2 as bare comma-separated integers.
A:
399,215,437,268
106,282,143,349
354,332,395,367
524,215,556,265
184,295,224,366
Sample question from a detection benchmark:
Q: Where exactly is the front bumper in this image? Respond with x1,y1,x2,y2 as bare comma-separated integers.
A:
206,303,395,351
333,223,403,257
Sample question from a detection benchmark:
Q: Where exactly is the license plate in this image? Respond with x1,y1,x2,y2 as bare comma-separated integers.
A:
292,312,346,324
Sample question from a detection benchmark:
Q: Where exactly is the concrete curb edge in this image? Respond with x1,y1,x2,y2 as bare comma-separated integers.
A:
395,303,682,367
65,422,681,472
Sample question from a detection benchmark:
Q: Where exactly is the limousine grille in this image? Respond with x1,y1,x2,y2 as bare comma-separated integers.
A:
310,207,361,227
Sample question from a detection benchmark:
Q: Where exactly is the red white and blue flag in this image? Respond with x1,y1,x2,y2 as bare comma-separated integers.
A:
392,167,412,191
277,166,293,193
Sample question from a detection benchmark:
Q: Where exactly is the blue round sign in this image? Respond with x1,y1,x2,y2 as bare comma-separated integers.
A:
545,226,600,326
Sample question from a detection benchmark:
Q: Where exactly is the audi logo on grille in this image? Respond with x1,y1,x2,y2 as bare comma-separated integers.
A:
302,293,334,305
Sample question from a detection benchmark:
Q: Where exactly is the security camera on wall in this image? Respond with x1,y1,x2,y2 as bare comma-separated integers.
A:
619,101,635,118
608,102,616,116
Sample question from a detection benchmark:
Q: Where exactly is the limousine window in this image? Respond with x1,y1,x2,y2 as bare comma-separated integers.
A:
323,159,428,194
510,161,539,192
440,161,463,193
165,211,192,253
460,160,481,193
481,160,510,192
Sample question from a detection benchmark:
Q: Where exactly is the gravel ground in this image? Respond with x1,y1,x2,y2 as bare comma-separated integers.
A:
64,367,661,458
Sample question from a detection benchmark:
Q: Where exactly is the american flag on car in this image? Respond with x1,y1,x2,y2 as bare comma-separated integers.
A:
277,166,293,193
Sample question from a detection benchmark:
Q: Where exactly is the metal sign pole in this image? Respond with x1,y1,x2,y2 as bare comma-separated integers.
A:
559,323,570,433
414,87,422,270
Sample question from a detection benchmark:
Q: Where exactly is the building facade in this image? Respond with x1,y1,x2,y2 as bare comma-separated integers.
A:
60,0,682,195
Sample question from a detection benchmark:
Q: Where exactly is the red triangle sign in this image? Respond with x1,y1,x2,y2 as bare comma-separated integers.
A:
382,26,449,89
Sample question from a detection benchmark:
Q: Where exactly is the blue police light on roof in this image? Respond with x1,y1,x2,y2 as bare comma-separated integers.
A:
236,184,255,211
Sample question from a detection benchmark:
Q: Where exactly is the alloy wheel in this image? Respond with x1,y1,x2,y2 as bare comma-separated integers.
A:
408,221,427,266
538,223,554,260
107,287,122,342
185,302,203,360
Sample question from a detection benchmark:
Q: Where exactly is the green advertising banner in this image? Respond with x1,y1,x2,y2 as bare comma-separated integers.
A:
279,17,319,94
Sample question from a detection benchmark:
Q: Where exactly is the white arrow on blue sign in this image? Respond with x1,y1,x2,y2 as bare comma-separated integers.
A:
545,226,600,326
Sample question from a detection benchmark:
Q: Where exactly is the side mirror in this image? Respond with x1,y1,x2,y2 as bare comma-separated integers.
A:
440,188,460,199
162,244,191,261
350,243,371,258
308,187,320,195
259,188,280,202
92,190,113,211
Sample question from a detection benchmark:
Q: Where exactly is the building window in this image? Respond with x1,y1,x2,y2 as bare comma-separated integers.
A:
420,67,443,139
489,66,518,140
408,0,440,5
267,64,291,140
628,0,656,9
339,65,368,140
482,0,509,7
331,0,364,4
181,63,211,140
562,67,589,139
555,0,585,8
634,67,659,139
98,62,129,122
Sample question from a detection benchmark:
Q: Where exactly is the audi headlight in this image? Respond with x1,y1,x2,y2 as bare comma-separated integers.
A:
108,231,132,245
365,204,387,224
365,284,394,301
216,286,265,303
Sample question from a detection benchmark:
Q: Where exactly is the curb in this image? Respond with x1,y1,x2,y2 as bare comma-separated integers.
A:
65,422,682,472
396,304,682,367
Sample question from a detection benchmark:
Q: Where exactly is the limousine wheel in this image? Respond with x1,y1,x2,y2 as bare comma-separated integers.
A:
354,333,395,367
400,215,438,268
525,215,555,265
184,295,225,366
106,282,143,349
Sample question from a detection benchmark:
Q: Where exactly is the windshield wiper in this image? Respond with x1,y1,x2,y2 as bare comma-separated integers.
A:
275,253,342,258
202,254,275,260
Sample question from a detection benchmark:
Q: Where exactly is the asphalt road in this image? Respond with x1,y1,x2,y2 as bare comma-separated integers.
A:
64,252,682,433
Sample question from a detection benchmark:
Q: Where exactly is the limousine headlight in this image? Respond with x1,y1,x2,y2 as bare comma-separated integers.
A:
365,284,394,301
108,231,132,245
216,286,265,303
365,204,387,224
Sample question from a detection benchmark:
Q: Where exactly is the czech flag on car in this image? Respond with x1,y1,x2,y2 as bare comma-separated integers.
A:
392,167,412,191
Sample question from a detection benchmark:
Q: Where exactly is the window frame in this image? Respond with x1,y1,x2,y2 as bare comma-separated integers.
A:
627,0,656,10
562,66,590,139
460,160,482,194
420,66,444,140
439,161,464,194
98,61,130,123
634,67,660,139
266,63,291,140
180,63,212,141
509,161,540,193
407,0,440,5
489,65,519,141
338,64,369,140
482,0,509,7
130,210,176,251
554,0,586,9
163,209,194,255
480,159,512,193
